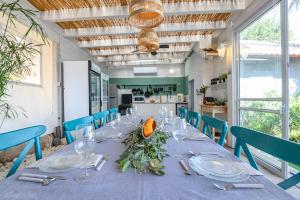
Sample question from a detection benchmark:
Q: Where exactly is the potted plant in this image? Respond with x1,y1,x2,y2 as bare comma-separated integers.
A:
196,85,208,104
0,0,47,127
219,74,228,83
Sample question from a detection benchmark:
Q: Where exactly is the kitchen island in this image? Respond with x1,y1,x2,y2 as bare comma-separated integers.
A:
133,102,177,116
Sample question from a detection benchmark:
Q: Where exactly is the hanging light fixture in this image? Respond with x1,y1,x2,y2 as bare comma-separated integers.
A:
129,0,164,29
137,28,159,52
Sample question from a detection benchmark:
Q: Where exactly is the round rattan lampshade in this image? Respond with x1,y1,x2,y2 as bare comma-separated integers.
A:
129,0,164,29
138,29,159,52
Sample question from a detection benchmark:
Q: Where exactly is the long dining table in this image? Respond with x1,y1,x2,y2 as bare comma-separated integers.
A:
0,116,296,200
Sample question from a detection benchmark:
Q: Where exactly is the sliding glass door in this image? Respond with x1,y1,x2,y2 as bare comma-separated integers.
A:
288,0,300,172
237,0,300,176
238,3,284,174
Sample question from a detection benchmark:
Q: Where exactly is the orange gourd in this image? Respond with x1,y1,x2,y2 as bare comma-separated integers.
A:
143,117,156,138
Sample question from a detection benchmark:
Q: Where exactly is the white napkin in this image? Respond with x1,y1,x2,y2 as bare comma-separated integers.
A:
85,154,103,168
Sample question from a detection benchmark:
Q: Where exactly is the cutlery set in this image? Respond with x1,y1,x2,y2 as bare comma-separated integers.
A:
18,154,108,185
18,173,66,186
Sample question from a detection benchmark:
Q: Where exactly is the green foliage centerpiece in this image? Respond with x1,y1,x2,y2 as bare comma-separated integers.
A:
116,118,169,175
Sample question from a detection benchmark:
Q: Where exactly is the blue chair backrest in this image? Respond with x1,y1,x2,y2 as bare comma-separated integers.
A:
0,125,46,177
109,108,118,121
63,116,94,144
231,126,300,190
93,111,109,129
202,115,228,146
187,111,201,129
179,107,187,119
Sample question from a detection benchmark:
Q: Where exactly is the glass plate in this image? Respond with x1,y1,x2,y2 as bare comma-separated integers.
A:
38,153,85,173
188,156,250,183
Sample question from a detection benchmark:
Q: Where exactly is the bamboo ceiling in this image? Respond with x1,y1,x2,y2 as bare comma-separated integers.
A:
28,0,215,10
27,0,247,66
57,13,230,29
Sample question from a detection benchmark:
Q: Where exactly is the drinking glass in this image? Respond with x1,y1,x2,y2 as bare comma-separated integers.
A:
126,107,133,118
73,124,95,181
167,110,174,124
179,118,187,130
133,105,138,117
115,113,121,126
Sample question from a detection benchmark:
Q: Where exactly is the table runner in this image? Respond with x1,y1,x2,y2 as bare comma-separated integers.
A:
0,117,295,200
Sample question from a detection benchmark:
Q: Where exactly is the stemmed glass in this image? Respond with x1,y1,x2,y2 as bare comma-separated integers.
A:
73,124,95,181
126,107,133,118
132,105,138,118
115,113,121,127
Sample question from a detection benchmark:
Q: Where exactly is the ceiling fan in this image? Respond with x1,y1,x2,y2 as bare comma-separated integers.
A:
131,44,169,55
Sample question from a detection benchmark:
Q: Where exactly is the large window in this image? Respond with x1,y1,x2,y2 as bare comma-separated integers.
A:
237,0,300,176
288,0,300,171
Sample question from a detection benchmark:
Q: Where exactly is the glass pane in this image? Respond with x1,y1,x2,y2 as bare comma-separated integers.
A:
239,4,282,98
288,0,300,171
240,100,281,110
240,110,282,137
90,72,101,114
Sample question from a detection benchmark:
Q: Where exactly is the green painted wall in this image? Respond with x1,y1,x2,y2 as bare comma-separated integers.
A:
110,77,187,94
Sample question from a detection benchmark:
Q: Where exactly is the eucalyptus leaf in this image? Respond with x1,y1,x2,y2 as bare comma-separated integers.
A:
116,124,169,175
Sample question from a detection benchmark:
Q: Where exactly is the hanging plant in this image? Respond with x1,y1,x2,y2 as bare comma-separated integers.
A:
0,0,47,127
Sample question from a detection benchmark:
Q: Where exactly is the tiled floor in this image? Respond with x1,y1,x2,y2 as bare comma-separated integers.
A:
225,146,300,199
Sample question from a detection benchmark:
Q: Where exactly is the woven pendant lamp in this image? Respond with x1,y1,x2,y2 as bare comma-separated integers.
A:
137,29,159,52
129,0,164,29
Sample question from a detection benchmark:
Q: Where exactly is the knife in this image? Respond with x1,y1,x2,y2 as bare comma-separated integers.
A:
20,173,67,180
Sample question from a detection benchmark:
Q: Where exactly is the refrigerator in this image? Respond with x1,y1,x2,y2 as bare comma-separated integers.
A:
109,84,118,109
62,60,101,122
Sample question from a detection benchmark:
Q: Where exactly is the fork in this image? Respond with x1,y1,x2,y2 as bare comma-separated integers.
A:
214,183,265,190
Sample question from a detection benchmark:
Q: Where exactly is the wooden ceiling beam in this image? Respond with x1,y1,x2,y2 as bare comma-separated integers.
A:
105,59,185,67
64,21,226,37
78,35,212,48
97,52,186,62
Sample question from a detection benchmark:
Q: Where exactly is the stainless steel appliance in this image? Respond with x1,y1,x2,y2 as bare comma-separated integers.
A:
133,96,145,103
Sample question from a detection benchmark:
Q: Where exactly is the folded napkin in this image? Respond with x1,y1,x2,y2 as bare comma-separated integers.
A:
236,162,264,176
84,153,103,168
28,153,103,169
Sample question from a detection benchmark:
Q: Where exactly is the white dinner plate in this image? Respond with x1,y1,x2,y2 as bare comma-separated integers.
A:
38,153,85,173
188,156,250,183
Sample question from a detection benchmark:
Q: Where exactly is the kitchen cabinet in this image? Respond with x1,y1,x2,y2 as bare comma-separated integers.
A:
134,103,176,116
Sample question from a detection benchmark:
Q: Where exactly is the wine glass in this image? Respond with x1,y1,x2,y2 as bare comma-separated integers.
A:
115,113,121,126
73,124,95,181
167,110,174,124
126,107,133,118
133,105,138,117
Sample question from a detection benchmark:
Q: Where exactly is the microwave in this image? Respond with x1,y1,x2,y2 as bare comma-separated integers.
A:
134,96,145,102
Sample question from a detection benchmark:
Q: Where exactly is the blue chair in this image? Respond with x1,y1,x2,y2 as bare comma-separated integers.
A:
109,108,118,121
202,115,228,146
0,125,46,177
231,126,300,190
93,111,109,129
187,111,201,129
63,116,94,144
178,107,187,119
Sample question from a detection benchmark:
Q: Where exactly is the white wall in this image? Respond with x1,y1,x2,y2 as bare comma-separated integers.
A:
0,0,94,134
184,53,214,112
108,64,185,78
